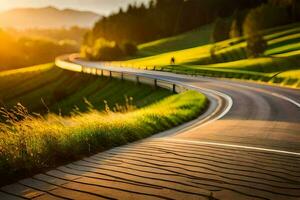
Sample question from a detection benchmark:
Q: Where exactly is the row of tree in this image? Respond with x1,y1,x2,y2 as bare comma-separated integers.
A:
212,0,300,57
81,38,137,61
84,0,266,46
213,0,300,42
82,0,268,60
83,0,299,61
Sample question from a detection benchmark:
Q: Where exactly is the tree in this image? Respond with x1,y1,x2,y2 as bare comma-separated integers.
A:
269,0,300,21
243,3,291,58
212,18,230,42
89,38,124,61
229,19,241,38
246,33,267,58
243,4,290,36
86,0,266,47
122,42,137,56
81,38,139,60
229,10,247,38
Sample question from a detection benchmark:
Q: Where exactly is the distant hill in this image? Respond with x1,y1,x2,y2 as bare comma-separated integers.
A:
0,6,101,29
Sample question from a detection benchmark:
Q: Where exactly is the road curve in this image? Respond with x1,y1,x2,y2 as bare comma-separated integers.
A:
1,57,300,200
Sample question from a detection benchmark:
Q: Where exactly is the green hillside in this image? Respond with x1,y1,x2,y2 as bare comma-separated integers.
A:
116,22,300,88
0,63,208,184
0,63,172,116
138,24,213,56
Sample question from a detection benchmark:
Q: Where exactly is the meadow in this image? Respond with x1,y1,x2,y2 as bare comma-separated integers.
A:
115,22,300,88
0,64,208,185
0,64,172,115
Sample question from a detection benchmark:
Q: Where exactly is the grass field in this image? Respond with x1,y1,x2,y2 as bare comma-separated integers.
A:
0,64,172,116
279,69,300,79
138,24,213,56
115,22,300,88
0,63,208,185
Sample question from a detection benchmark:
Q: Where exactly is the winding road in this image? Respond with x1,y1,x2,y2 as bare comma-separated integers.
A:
1,57,300,200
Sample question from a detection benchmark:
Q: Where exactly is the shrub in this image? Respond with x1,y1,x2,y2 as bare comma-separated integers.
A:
96,45,124,61
81,40,138,61
81,38,125,61
122,42,138,56
80,45,93,59
92,38,123,60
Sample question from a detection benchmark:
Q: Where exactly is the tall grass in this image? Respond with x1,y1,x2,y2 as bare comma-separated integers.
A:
0,91,207,184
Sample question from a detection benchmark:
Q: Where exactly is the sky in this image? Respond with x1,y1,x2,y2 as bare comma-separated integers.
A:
0,0,150,15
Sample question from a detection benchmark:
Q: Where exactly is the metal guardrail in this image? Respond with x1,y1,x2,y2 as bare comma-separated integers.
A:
55,57,189,94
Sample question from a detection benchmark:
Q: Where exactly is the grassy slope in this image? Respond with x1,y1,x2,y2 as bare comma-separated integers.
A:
116,22,300,88
138,24,213,56
0,64,172,116
279,69,300,79
0,64,208,184
122,22,300,68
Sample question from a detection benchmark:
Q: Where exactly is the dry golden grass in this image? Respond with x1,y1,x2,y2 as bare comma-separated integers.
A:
0,91,207,184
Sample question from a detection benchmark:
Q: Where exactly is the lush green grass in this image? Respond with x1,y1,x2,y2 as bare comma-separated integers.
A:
266,40,300,55
0,90,207,184
117,44,212,68
115,22,300,88
0,64,172,116
0,63,209,184
279,69,300,79
138,24,213,56
196,25,300,64
119,23,300,68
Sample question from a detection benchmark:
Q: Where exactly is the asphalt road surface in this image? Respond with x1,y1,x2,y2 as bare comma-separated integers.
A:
1,58,299,200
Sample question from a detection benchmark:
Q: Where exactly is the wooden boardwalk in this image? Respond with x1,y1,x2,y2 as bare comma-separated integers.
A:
1,138,300,200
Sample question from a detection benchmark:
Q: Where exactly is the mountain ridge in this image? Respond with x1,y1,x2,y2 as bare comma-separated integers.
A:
0,6,102,29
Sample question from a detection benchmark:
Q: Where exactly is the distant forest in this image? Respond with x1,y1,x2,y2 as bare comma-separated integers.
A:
82,0,300,61
84,0,267,45
0,27,87,71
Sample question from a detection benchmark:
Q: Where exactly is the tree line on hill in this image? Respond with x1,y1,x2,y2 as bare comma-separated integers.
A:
212,0,300,57
82,0,300,61
81,0,266,60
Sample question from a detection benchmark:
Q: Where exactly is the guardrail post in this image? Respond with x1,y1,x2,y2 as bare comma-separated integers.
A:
56,57,193,97
172,84,176,93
